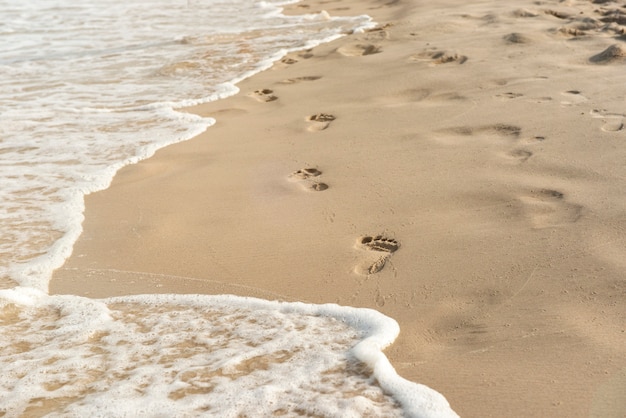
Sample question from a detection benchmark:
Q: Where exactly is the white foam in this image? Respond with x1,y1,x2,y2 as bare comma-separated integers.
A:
0,292,457,417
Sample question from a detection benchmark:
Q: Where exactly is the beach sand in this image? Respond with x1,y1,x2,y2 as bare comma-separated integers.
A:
51,0,626,416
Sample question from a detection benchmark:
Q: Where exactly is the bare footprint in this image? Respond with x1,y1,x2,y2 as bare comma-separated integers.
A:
590,109,625,132
308,182,329,191
288,168,328,192
409,49,468,65
364,24,392,42
336,43,380,57
289,168,321,180
278,76,322,85
306,113,336,132
493,76,548,87
278,50,314,67
519,135,546,145
495,92,524,100
354,235,400,275
436,124,521,143
248,89,277,102
560,90,587,106
506,149,533,162
280,57,298,65
601,121,624,132
518,189,582,228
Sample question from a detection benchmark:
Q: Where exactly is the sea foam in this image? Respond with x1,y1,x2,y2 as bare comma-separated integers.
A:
0,292,456,417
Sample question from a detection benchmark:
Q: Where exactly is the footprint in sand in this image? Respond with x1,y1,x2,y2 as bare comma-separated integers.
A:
248,89,277,102
495,92,524,100
278,76,322,85
409,49,468,65
590,109,624,132
436,124,522,143
354,235,400,275
560,90,588,106
518,189,582,229
336,43,381,57
278,50,314,67
493,76,548,87
437,124,544,163
506,135,548,162
288,168,328,192
520,135,546,145
364,24,392,42
281,57,298,65
506,149,533,162
306,113,336,132
289,168,321,180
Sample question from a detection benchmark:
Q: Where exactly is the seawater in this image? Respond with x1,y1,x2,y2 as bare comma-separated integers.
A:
0,0,457,416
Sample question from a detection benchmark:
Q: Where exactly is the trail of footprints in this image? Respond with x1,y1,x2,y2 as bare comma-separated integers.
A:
436,119,584,228
271,45,399,275
254,12,595,281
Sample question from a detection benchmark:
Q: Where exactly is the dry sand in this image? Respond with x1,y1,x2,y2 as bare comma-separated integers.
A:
51,0,626,416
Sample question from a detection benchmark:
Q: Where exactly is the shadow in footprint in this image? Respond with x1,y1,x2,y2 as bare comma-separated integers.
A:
560,90,587,106
337,43,381,57
289,168,321,180
435,124,521,145
506,149,533,162
354,235,400,275
278,50,314,67
519,189,582,228
495,92,524,100
288,168,328,192
248,89,277,102
306,113,336,132
590,109,624,132
409,49,468,65
278,76,322,85
520,136,546,145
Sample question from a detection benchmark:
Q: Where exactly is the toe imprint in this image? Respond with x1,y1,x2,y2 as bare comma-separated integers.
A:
249,89,277,102
290,168,322,180
359,236,400,253
309,182,329,192
308,113,336,122
354,235,399,275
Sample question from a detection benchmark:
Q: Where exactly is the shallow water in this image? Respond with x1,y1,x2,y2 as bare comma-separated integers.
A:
0,1,456,416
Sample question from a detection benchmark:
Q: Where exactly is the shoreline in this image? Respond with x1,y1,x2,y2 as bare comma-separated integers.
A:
52,0,626,416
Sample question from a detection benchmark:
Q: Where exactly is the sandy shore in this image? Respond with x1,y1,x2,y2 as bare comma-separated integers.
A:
51,0,626,416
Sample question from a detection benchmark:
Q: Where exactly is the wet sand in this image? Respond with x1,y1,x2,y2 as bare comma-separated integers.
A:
52,0,626,416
